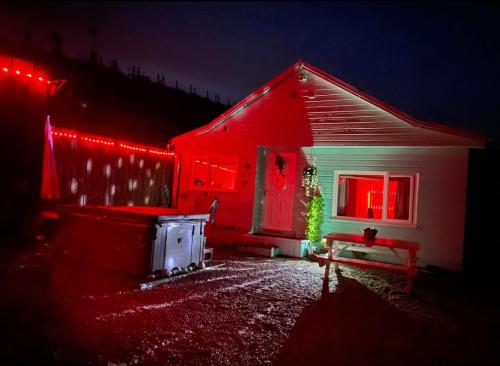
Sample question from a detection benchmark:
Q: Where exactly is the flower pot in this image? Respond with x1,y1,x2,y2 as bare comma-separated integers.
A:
363,228,377,241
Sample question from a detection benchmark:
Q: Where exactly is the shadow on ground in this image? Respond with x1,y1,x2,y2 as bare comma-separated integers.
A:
2,239,499,366
274,266,496,366
0,232,137,365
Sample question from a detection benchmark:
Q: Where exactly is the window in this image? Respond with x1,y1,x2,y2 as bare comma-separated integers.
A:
191,156,238,192
333,171,417,225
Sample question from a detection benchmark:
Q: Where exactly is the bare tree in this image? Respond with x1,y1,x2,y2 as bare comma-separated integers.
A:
88,26,97,63
110,60,120,73
49,32,62,55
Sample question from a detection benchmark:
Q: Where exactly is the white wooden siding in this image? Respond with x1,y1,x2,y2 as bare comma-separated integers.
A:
301,146,470,270
174,73,309,243
299,71,481,147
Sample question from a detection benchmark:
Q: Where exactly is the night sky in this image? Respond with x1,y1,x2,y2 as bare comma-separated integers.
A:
1,2,499,142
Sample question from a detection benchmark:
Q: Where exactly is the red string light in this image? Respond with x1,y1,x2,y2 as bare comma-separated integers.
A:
50,127,175,158
1,64,54,84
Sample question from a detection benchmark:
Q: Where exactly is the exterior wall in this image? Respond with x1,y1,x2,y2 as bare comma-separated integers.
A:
302,146,470,270
173,73,311,244
171,62,481,264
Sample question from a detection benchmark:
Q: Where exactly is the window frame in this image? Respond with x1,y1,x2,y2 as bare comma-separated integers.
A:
331,170,419,227
189,155,239,192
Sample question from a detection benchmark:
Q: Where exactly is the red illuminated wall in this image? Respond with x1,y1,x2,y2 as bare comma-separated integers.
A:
172,67,313,243
170,61,484,249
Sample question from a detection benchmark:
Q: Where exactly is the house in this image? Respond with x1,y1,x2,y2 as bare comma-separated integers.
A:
170,61,485,271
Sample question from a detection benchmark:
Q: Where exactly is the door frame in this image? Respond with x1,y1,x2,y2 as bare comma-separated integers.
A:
251,147,298,236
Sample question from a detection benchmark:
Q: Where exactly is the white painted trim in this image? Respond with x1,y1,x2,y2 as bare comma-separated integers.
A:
329,216,418,229
382,173,389,221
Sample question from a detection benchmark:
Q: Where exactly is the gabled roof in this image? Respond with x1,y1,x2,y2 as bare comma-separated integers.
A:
301,62,485,144
172,60,485,147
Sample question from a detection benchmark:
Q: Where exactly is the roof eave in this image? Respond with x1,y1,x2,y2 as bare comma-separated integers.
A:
171,60,304,144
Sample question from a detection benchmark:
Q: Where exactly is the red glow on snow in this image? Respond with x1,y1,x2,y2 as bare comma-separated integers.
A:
51,127,175,158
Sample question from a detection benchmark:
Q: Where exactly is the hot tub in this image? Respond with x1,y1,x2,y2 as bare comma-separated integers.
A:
49,205,210,285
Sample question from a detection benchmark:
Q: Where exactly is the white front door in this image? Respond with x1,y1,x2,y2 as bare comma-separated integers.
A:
260,151,297,232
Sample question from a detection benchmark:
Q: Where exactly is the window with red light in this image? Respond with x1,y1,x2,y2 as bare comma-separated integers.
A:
333,172,417,224
191,156,238,192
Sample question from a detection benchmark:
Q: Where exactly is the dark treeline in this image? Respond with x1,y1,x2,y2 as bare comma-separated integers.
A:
1,37,230,145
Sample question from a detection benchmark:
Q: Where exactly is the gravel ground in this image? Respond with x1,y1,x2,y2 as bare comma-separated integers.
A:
1,243,499,366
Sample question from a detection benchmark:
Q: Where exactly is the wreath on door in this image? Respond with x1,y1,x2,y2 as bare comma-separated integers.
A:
274,154,287,189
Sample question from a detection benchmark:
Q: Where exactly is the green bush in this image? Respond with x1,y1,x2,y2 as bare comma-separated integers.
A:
306,195,324,243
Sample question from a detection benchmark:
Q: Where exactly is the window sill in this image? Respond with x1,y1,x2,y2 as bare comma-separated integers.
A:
329,216,418,229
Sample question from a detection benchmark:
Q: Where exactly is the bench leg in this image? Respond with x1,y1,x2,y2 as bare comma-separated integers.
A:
405,277,413,295
323,262,331,281
327,239,333,259
405,250,418,295
328,239,339,271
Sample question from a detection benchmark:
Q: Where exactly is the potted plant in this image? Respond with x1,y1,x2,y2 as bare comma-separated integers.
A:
363,227,378,241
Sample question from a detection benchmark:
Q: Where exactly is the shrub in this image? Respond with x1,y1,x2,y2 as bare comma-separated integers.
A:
306,195,324,243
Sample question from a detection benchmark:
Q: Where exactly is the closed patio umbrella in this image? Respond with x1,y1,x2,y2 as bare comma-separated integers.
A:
40,115,60,199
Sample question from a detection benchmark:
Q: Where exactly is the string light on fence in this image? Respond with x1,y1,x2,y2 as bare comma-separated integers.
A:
1,64,57,85
50,126,175,158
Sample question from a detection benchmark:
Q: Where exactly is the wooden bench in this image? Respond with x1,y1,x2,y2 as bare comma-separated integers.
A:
314,232,420,294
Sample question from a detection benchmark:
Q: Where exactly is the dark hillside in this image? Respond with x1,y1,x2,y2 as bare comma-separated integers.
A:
1,37,229,145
